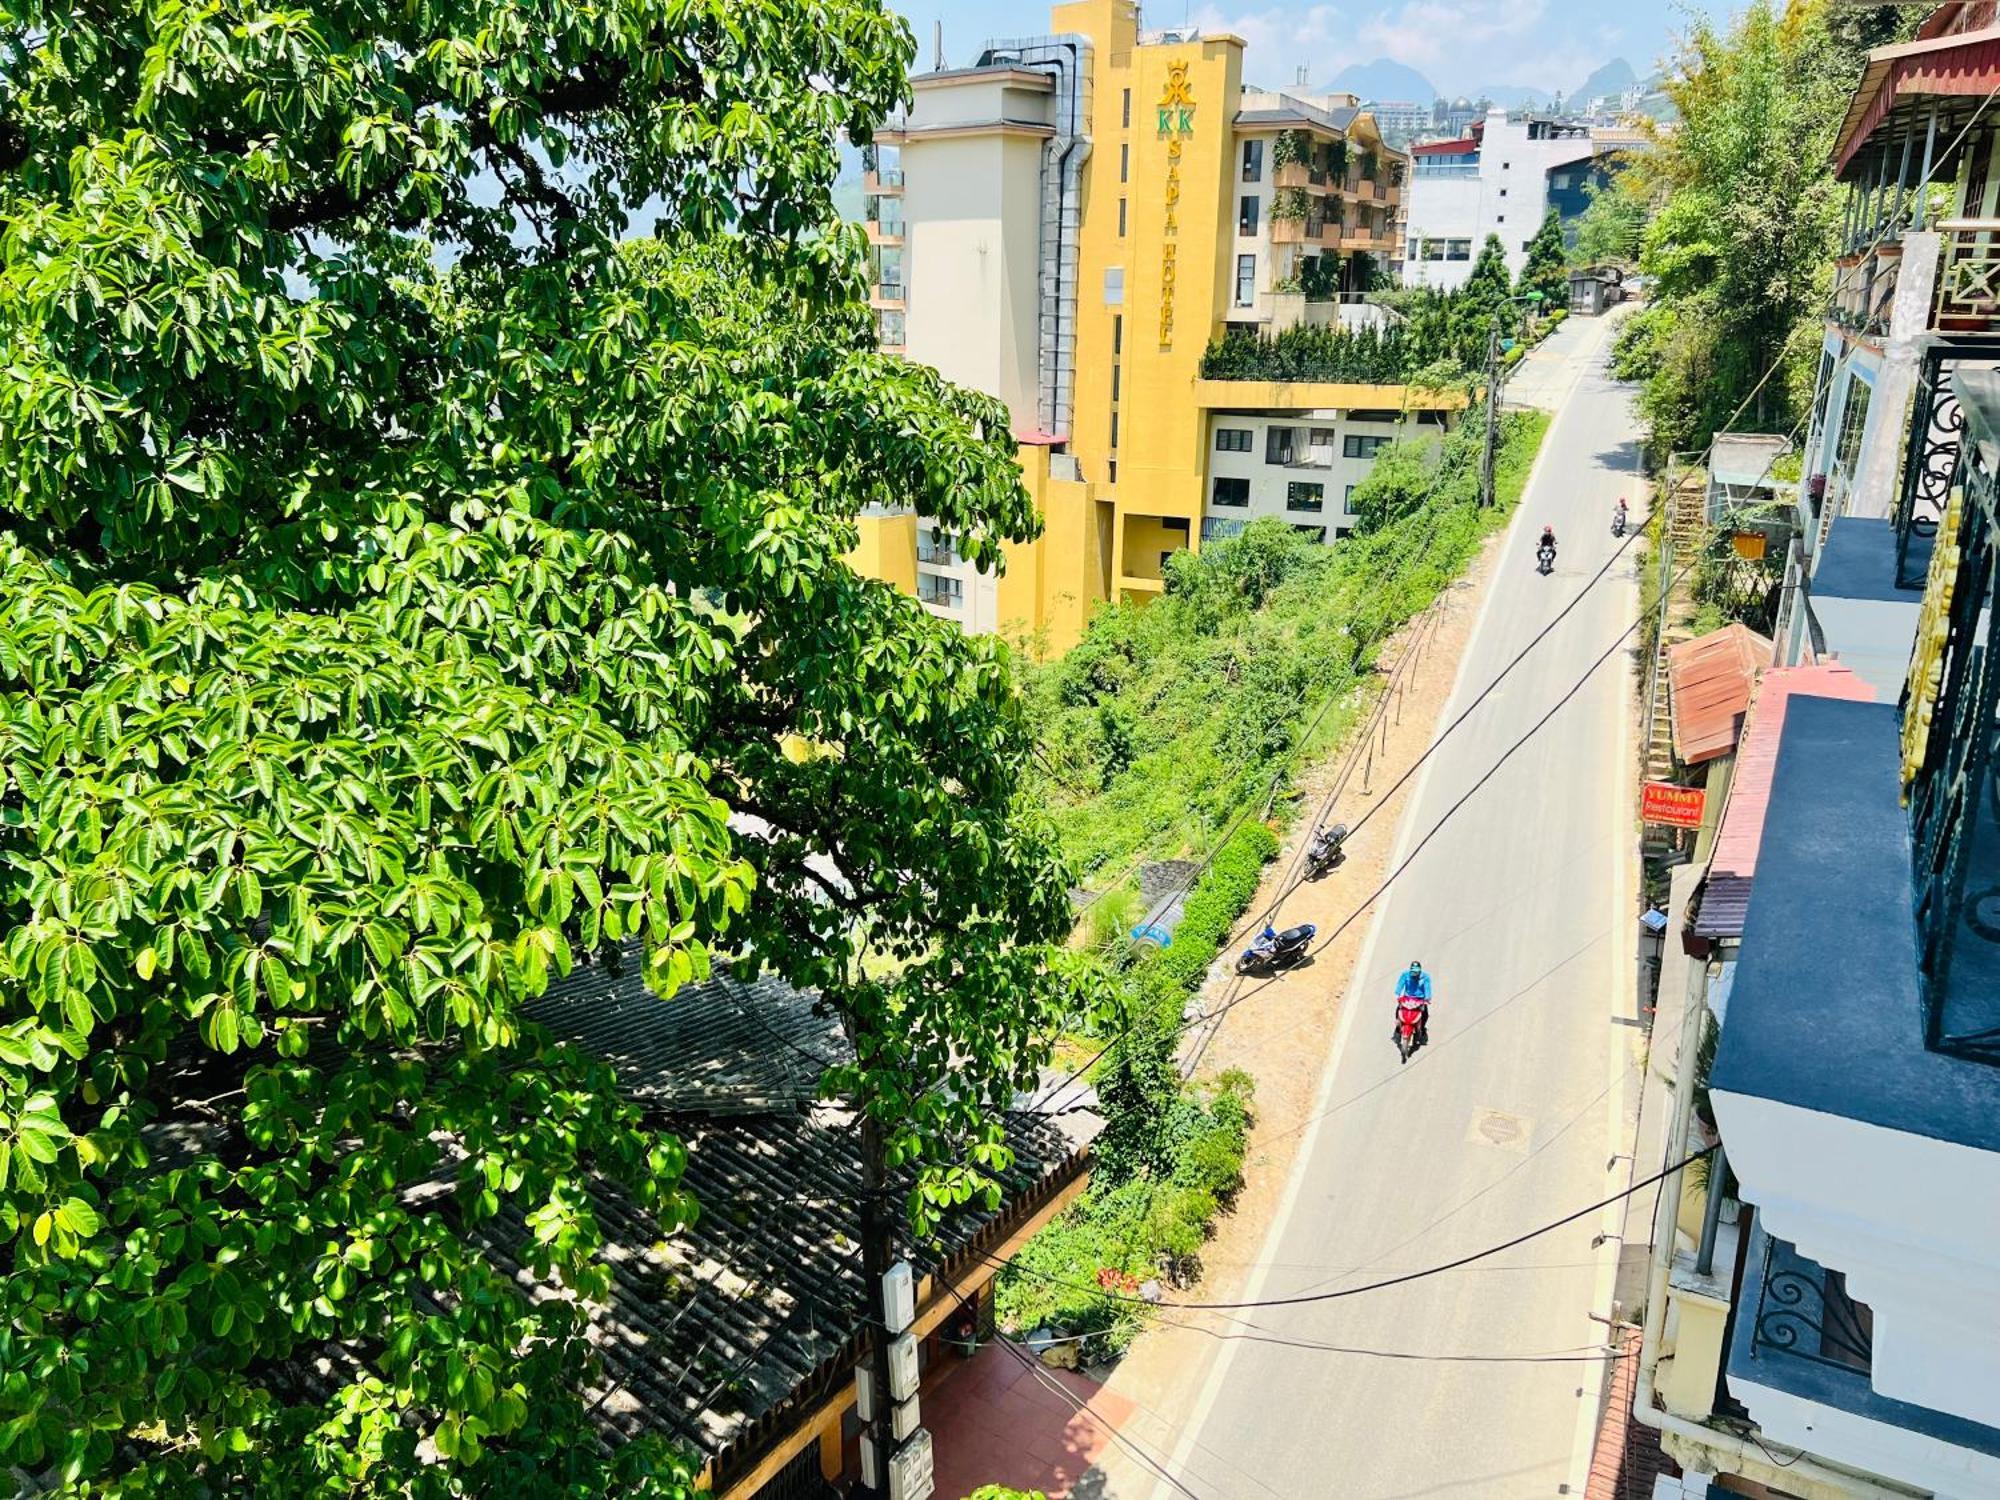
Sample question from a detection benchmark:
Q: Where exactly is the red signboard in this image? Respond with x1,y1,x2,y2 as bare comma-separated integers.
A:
1642,781,1707,829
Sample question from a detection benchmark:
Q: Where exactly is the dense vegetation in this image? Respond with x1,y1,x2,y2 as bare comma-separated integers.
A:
1607,0,1920,452
1027,410,1551,883
0,0,1081,1490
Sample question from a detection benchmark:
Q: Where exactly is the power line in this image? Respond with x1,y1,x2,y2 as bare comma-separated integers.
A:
986,1144,1714,1314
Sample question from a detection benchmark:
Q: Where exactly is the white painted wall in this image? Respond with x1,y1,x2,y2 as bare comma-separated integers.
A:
1403,109,1595,289
1711,1086,2000,1432
1201,410,1443,541
1734,1373,2000,1499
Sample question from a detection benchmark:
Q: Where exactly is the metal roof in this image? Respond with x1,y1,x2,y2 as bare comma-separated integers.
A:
1666,623,1772,766
1709,432,1792,490
1694,665,1874,938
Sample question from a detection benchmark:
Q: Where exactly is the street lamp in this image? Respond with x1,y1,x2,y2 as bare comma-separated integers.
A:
1481,290,1547,507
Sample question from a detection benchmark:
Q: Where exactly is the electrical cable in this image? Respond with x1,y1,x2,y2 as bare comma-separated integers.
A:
984,1143,1714,1314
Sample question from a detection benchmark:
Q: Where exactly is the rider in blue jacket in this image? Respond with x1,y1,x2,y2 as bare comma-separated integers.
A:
1395,961,1433,1046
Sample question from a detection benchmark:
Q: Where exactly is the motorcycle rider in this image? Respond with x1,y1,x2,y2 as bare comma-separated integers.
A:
1393,960,1433,1048
1613,498,1628,534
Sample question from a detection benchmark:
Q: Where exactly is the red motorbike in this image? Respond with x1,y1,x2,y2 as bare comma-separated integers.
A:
1394,997,1429,1064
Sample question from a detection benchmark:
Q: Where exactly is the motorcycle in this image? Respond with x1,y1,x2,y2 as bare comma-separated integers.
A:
1304,822,1349,879
1394,996,1429,1064
1536,541,1556,575
1238,922,1316,975
1611,503,1628,538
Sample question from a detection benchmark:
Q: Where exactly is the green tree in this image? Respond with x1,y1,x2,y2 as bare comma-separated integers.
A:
1457,232,1516,361
1569,175,1650,267
1622,0,1921,450
0,1,1075,1491
1521,207,1570,310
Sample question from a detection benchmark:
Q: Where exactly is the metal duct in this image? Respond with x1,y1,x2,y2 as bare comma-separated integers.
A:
979,34,1093,440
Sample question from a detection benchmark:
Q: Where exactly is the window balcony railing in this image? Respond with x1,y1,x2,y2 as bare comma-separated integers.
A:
1905,363,2000,1064
916,534,957,565
916,575,963,608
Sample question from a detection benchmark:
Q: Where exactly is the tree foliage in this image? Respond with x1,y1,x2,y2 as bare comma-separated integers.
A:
1621,0,1920,452
0,0,1076,1490
1521,208,1570,310
1569,175,1649,267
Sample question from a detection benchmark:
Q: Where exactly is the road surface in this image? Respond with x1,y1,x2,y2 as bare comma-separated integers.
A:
1154,313,1642,1500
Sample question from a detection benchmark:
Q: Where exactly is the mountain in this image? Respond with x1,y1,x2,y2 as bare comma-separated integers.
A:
1570,58,1638,106
1477,84,1551,109
1326,58,1437,105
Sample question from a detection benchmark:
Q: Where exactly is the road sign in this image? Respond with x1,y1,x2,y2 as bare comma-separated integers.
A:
1641,781,1706,829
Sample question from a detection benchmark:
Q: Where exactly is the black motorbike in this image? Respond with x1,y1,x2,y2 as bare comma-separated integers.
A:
1305,823,1349,879
1536,541,1556,575
1611,505,1628,538
1237,923,1316,975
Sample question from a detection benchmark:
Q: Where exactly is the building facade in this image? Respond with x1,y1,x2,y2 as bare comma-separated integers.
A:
851,0,1442,655
1401,110,1633,290
1633,10,2000,1495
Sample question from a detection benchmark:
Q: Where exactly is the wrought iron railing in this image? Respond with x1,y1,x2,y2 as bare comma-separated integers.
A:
1906,365,2000,1063
1747,1232,1874,1374
1936,220,2000,330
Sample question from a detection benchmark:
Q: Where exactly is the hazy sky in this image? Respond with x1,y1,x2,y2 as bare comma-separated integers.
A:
888,0,1729,98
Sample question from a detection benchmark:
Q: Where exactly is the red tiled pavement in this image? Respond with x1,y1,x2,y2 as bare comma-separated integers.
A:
926,1343,1138,1500
1585,1324,1679,1500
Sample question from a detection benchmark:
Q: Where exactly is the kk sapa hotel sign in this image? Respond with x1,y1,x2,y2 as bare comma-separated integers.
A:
1157,62,1194,347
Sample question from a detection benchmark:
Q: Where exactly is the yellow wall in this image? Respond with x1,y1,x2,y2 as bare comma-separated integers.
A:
850,511,918,594
998,447,1104,655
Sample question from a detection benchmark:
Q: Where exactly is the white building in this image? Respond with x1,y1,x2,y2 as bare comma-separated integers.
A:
1400,109,1598,290
1201,408,1445,543
1361,98,1430,137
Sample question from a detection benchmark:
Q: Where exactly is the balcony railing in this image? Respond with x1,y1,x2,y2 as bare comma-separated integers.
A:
1744,1231,1874,1375
916,534,958,565
1906,364,2000,1063
916,575,963,608
1936,219,2000,331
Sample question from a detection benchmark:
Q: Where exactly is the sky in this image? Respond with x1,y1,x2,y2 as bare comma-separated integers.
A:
887,0,1731,100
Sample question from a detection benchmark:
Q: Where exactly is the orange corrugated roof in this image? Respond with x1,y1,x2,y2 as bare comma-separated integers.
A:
1695,664,1877,939
1666,623,1774,765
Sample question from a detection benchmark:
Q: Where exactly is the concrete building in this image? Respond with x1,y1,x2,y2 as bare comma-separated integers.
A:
852,0,1448,655
1634,12,2000,1496
1361,98,1431,138
1401,110,1634,289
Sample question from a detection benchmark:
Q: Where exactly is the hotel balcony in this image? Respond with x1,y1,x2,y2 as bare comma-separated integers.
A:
862,167,904,194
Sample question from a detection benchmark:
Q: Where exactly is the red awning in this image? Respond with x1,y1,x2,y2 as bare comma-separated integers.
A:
1834,29,2000,174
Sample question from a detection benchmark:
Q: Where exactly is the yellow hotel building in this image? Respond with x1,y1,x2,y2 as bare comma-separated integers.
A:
857,0,1455,654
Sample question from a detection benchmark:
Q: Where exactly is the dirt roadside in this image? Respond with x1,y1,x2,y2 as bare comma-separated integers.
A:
1083,519,1516,1496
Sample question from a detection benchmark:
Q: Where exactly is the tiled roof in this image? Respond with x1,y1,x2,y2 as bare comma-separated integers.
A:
1412,136,1477,155
1584,1324,1678,1499
1694,665,1874,938
524,946,844,1114
1666,624,1772,766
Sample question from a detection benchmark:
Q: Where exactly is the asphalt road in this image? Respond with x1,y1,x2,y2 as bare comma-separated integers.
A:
1153,313,1643,1500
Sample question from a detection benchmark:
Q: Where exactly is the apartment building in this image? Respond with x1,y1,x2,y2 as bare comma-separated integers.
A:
851,0,1447,654
1401,110,1631,289
1633,10,2000,1494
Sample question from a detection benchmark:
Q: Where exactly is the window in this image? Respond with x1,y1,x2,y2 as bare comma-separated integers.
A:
1215,428,1253,452
1122,88,1131,128
1343,434,1391,459
1334,525,1354,539
1499,187,1507,197
1119,198,1128,237
1211,477,1251,507
1343,484,1358,508
917,572,963,607
1242,139,1264,182
1121,143,1130,183
1447,239,1471,260
1104,266,1125,304
1834,376,1873,476
1497,213,1505,223
1235,254,1256,306
1109,460,1118,483
1293,524,1327,543
917,528,958,565
1265,426,1298,465
1239,196,1260,236
1502,161,1510,169
1163,517,1190,533
1113,314,1123,355
1552,172,1570,189
1112,362,1121,401
1523,238,1534,251
1287,482,1325,512
877,309,905,346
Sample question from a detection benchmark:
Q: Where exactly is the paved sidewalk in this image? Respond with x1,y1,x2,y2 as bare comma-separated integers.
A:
927,1343,1138,1500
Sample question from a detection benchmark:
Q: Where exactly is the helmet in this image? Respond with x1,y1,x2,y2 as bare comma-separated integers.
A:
1408,960,1423,973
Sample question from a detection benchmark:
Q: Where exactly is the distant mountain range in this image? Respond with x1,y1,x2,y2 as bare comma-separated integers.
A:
1325,58,1437,106
1569,57,1638,105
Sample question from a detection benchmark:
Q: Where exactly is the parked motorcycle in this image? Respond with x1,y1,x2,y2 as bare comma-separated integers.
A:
1394,996,1429,1064
1612,501,1628,538
1304,823,1349,879
1238,922,1317,975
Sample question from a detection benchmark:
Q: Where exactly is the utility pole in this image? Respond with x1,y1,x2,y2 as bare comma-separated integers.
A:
1481,321,1501,507
858,1116,932,1500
